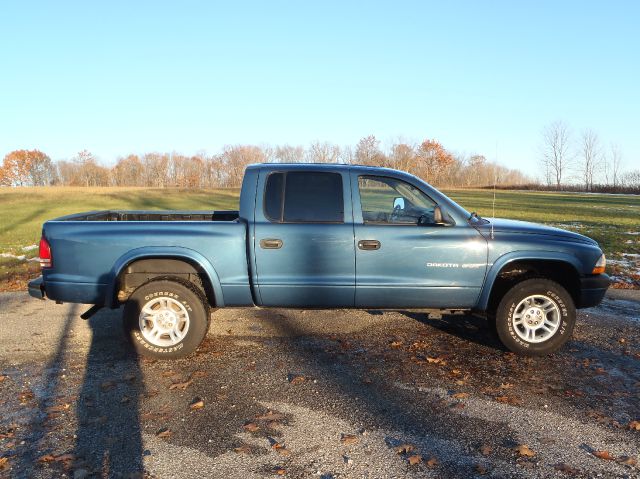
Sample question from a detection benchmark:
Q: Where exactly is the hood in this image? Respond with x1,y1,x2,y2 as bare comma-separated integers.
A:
479,218,598,245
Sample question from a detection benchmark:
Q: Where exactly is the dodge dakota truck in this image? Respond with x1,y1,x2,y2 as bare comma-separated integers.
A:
28,163,609,359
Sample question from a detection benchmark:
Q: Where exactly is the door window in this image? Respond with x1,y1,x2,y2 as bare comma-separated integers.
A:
358,176,436,225
264,171,344,223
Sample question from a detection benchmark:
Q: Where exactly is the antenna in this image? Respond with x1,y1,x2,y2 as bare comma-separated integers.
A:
491,142,497,240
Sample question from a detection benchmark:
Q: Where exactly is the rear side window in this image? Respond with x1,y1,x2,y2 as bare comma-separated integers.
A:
264,171,344,223
264,173,284,221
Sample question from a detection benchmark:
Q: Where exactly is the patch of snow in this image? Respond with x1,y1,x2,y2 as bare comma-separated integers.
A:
625,231,640,235
22,244,37,251
0,253,26,261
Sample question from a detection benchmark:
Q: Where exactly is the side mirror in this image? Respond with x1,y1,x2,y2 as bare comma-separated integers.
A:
393,197,405,210
419,205,451,226
433,205,444,224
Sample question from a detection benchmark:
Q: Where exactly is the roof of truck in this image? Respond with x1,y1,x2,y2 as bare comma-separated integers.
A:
246,162,404,174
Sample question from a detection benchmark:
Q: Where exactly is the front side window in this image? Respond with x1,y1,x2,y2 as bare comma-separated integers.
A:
358,175,437,225
264,171,344,223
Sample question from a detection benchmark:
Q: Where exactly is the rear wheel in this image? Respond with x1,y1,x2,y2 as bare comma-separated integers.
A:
495,279,575,356
123,279,209,359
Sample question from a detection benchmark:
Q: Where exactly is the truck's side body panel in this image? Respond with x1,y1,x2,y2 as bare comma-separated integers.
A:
42,221,252,306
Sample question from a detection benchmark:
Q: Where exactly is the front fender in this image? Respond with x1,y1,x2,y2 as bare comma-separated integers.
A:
104,246,224,308
475,250,582,311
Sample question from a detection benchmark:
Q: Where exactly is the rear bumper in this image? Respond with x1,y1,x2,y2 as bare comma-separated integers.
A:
28,276,45,299
577,274,610,308
27,276,106,305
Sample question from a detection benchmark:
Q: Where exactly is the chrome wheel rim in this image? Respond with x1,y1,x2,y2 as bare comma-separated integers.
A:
139,297,190,347
512,294,561,343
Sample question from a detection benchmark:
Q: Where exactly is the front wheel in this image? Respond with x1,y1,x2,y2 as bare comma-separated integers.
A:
495,279,575,356
123,279,209,359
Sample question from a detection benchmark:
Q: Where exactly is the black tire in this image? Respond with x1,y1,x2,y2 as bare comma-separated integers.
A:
495,278,575,356
123,279,209,359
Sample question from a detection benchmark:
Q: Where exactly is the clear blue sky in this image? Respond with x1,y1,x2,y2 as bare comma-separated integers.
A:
1,1,638,178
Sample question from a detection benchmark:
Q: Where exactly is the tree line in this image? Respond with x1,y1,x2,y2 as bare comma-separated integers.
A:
539,121,638,192
0,136,529,188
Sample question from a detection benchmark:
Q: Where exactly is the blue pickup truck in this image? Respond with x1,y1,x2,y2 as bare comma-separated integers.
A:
29,163,609,359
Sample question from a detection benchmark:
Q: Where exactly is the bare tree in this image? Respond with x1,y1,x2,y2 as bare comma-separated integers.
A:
274,145,305,163
609,143,623,187
307,141,341,163
540,121,571,189
579,129,601,191
355,135,386,165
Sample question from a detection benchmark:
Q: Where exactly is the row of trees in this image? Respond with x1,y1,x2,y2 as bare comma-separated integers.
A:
0,137,529,188
540,121,634,190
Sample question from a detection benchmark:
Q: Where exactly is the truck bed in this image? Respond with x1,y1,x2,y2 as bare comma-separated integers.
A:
54,210,239,222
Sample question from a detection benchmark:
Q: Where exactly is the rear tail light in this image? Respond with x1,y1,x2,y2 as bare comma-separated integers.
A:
591,254,606,275
39,236,52,268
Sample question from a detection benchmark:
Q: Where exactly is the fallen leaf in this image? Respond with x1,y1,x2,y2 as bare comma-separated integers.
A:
190,370,207,379
55,453,75,462
616,456,637,466
287,374,305,385
272,467,286,475
161,370,175,377
256,411,285,421
46,403,71,413
475,464,488,475
0,457,9,470
37,454,56,463
452,392,469,399
243,422,260,432
628,420,640,431
155,427,172,438
169,379,193,390
554,463,579,474
189,398,204,410
407,454,422,465
480,444,492,456
0,375,8,382
395,444,415,454
426,457,438,468
514,445,535,457
426,357,446,365
499,382,513,389
340,433,359,445
234,445,252,454
496,395,522,406
390,340,404,348
100,381,116,391
592,450,615,461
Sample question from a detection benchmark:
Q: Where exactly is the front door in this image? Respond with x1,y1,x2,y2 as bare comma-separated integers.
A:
254,169,355,307
352,173,488,308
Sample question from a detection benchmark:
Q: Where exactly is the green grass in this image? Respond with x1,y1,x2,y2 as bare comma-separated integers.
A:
0,187,240,252
0,187,638,281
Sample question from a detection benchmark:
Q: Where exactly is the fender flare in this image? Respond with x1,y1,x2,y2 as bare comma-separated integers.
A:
104,246,224,308
476,250,581,311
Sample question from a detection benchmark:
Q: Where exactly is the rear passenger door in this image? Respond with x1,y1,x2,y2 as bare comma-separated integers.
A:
253,169,355,307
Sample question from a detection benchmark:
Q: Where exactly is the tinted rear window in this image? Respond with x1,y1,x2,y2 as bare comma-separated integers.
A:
264,173,284,221
264,171,344,223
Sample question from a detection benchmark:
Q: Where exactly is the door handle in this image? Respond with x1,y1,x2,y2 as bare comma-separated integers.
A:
260,238,283,249
358,239,381,250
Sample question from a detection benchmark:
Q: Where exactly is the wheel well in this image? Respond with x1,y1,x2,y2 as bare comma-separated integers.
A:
487,260,580,314
115,258,216,306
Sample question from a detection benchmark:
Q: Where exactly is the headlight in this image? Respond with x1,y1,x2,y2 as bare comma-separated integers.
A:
591,254,606,274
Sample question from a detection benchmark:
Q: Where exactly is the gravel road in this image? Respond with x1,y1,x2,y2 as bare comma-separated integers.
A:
0,290,639,478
